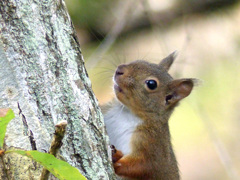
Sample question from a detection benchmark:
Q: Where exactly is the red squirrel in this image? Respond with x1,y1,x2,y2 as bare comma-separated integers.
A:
102,52,197,180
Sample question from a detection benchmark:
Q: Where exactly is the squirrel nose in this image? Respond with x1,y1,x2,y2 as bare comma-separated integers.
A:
116,70,124,76
115,65,126,76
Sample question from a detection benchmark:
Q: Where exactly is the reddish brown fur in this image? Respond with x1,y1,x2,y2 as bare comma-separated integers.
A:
106,53,197,179
112,146,124,163
114,154,152,179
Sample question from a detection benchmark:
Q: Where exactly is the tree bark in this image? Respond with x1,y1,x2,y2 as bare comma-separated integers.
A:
0,0,115,179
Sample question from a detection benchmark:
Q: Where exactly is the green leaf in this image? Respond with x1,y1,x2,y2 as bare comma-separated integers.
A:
0,109,15,149
10,150,86,180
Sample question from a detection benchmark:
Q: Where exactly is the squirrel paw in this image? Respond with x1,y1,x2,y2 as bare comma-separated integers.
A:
111,145,123,163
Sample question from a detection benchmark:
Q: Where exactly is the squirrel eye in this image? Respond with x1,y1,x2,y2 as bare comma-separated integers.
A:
145,80,158,90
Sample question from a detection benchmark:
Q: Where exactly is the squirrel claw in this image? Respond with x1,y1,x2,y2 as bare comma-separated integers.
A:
110,145,117,154
110,145,123,163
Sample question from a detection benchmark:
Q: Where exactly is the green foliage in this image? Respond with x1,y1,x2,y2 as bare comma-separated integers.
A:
7,150,86,180
0,110,86,180
0,109,15,149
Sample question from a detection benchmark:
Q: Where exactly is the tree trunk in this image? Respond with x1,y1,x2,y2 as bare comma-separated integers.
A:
0,0,115,179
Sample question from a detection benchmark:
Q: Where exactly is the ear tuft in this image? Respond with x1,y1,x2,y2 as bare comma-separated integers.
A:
159,51,177,71
166,78,195,106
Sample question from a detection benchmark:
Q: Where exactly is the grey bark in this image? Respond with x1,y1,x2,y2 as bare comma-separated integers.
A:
0,0,115,179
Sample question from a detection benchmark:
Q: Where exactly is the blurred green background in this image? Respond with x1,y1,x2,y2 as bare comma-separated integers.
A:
65,0,240,179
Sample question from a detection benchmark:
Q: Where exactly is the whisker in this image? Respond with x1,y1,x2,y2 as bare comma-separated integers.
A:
109,53,123,67
92,70,113,77
117,103,125,118
98,66,116,72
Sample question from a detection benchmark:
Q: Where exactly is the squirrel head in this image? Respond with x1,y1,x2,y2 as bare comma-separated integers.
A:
113,52,196,123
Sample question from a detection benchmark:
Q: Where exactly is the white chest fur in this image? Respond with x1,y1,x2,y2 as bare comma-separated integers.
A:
104,102,143,155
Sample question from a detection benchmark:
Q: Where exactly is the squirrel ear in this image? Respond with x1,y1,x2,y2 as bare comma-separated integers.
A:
165,78,195,106
159,51,177,71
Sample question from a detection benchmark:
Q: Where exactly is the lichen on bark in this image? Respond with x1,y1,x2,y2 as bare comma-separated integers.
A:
0,0,115,179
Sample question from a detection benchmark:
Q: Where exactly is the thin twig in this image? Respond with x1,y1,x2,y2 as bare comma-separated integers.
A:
86,0,135,70
40,120,68,180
